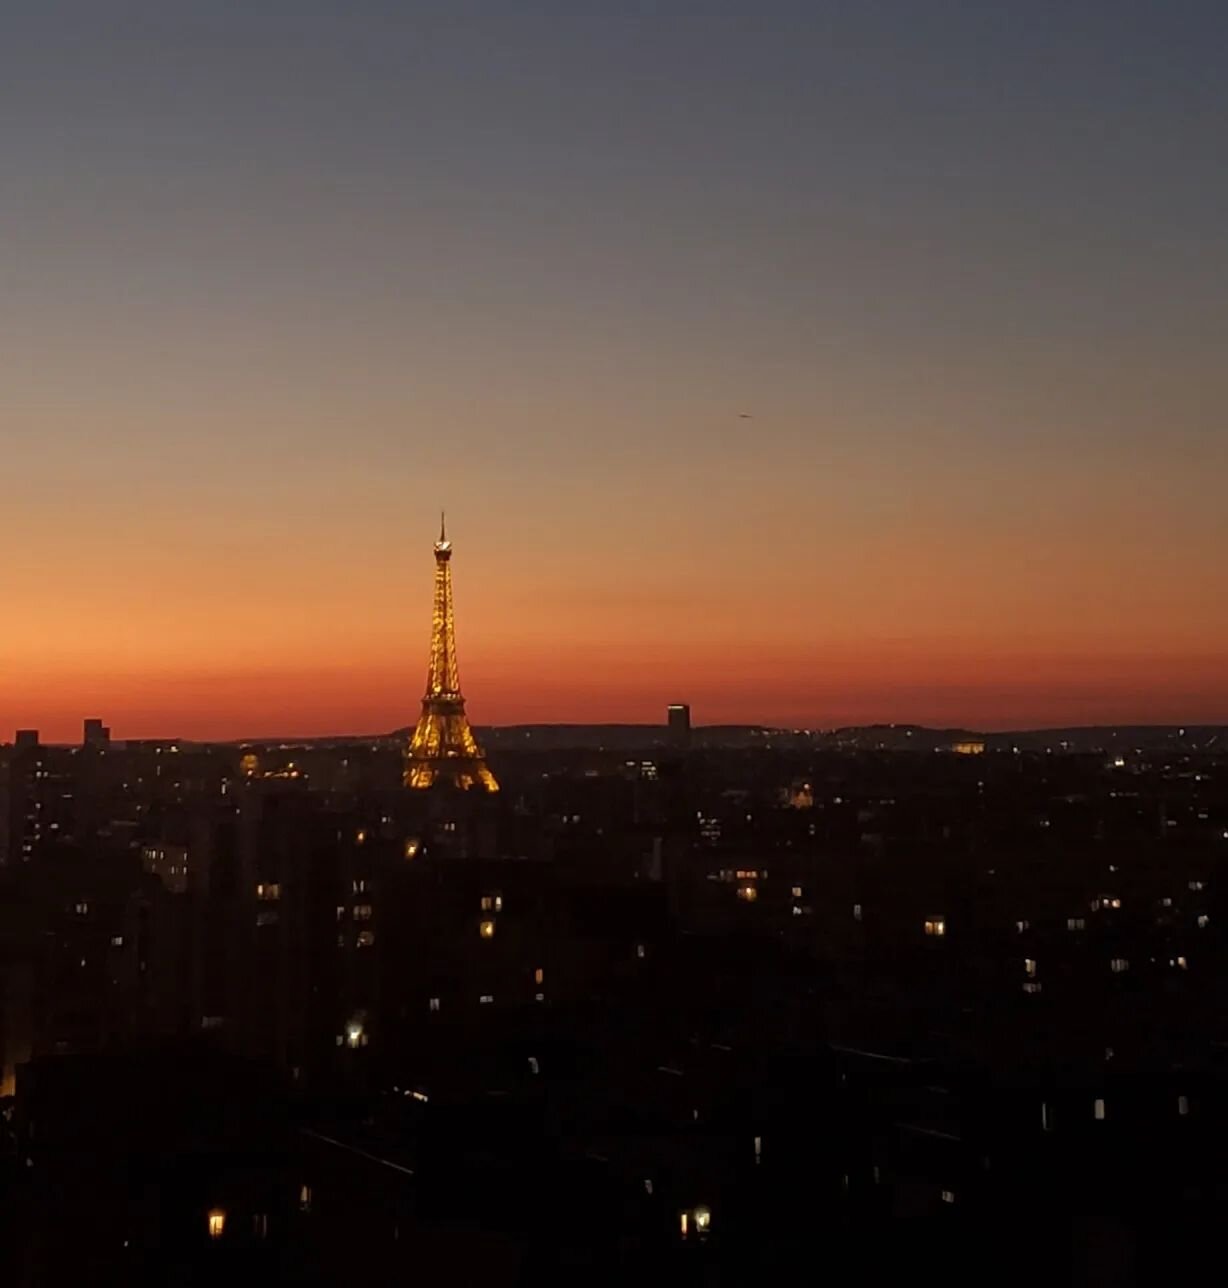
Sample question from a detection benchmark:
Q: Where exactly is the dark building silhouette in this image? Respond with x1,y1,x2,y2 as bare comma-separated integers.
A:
2,721,1228,1283
667,703,691,750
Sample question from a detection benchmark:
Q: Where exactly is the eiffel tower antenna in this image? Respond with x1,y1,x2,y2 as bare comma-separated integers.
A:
404,518,498,792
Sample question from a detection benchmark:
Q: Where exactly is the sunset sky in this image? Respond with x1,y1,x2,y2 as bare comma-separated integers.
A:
3,1,1227,741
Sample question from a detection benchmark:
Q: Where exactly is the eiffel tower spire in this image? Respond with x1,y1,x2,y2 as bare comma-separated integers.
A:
404,520,499,792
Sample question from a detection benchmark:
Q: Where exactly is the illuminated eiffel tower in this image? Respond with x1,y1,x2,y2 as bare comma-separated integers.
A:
404,515,499,792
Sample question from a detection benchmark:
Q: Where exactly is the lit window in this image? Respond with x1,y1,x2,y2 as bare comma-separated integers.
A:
1016,920,1029,933
1161,897,1173,908
353,904,373,921
1022,981,1042,994
256,910,279,927
1024,959,1037,977
74,901,89,916
110,935,124,947
693,1206,711,1234
1178,1095,1190,1117
534,967,544,985
1067,917,1085,931
535,992,545,1002
253,1213,269,1239
479,919,496,939
1094,1098,1106,1120
353,879,368,894
428,997,440,1012
346,1022,364,1048
636,943,646,959
356,829,367,845
1176,956,1188,970
1041,1102,1052,1132
924,917,946,937
256,883,280,902
357,930,375,947
737,884,758,903
791,886,803,899
1110,958,1129,973
941,1190,955,1205
1189,880,1205,892
404,838,420,860
528,1056,540,1075
853,904,862,921
336,905,345,921
1198,915,1210,929
479,994,493,1005
207,1209,226,1239
299,1184,312,1212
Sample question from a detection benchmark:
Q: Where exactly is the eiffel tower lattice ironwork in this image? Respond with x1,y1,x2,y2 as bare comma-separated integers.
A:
404,515,499,792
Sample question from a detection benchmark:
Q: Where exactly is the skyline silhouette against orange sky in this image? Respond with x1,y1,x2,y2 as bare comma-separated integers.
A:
3,2,1226,740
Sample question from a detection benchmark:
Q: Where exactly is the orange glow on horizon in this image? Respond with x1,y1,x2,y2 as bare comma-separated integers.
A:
4,482,1226,742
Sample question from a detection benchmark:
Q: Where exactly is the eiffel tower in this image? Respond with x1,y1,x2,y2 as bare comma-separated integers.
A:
404,515,499,792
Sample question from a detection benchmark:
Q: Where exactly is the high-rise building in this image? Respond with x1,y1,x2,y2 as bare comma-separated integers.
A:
404,516,499,793
667,703,691,750
83,718,111,750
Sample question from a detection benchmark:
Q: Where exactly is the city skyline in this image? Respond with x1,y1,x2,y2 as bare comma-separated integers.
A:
4,2,1227,739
